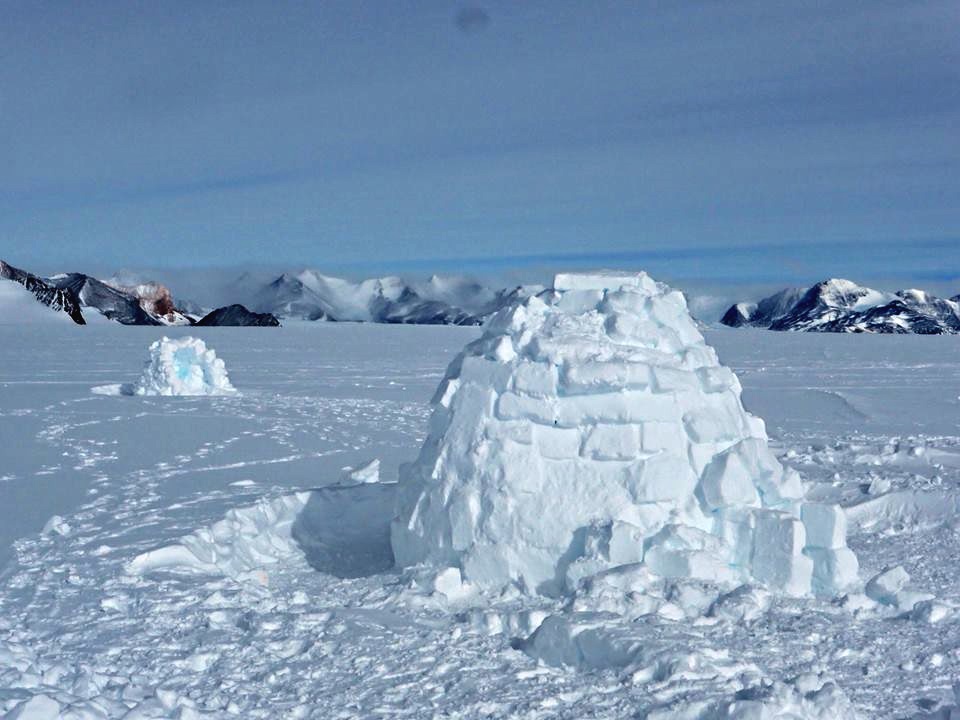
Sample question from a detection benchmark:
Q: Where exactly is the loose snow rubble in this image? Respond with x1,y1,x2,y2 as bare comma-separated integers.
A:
392,271,858,600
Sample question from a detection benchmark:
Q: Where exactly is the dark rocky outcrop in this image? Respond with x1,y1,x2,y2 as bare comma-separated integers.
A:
0,260,86,324
196,304,280,327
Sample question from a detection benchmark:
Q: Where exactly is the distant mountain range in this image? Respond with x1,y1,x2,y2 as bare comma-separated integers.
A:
243,270,535,325
0,259,538,328
721,279,960,334
1,259,276,327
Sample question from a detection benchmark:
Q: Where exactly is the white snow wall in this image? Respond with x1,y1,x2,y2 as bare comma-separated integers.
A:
391,272,858,597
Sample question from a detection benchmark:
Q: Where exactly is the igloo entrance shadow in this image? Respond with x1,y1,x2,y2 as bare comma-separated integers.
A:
291,483,396,579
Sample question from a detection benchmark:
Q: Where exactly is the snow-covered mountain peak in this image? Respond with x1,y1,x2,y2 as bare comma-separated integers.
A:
723,279,960,334
808,278,891,311
250,269,539,325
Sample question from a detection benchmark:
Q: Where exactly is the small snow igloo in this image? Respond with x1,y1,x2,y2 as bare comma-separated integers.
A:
134,336,237,397
391,272,857,597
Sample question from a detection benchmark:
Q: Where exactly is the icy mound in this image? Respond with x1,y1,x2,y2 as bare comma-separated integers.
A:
133,336,237,396
392,272,858,597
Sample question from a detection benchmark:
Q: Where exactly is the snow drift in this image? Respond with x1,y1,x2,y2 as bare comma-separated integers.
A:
392,272,858,597
133,336,237,396
128,483,395,581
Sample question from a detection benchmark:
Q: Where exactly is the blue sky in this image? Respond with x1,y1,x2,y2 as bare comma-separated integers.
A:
1,1,957,289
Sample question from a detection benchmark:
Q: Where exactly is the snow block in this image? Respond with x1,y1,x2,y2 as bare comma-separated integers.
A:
644,525,738,583
532,424,581,459
696,365,740,394
512,361,558,397
554,391,678,426
641,421,687,456
562,361,650,394
554,271,658,293
555,288,604,313
582,424,640,461
713,507,757,569
607,521,647,566
495,392,556,425
458,355,513,392
699,445,761,509
750,511,813,595
804,547,859,595
391,271,854,598
801,502,848,549
625,453,699,503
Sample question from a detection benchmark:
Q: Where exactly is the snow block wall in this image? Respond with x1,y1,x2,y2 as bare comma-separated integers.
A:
392,272,858,597
134,336,237,396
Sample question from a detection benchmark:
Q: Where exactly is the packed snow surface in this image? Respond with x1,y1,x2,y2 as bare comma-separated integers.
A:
131,336,237,396
393,272,855,598
1,319,960,717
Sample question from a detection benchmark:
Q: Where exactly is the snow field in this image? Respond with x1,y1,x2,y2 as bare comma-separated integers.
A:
1,319,959,717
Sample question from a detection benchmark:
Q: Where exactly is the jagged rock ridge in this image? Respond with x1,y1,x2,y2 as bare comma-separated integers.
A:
47,273,165,326
0,260,86,324
196,304,280,327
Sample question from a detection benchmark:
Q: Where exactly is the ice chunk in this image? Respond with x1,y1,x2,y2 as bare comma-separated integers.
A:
911,599,953,624
133,336,237,397
432,567,472,600
41,515,71,536
708,584,772,624
340,458,380,485
865,565,910,606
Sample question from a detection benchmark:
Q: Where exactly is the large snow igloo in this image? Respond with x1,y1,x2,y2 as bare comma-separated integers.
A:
391,272,857,597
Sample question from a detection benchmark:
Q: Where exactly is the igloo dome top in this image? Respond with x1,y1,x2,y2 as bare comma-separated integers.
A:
391,272,857,597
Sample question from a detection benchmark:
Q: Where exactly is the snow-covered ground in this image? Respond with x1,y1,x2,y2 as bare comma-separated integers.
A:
1,322,959,718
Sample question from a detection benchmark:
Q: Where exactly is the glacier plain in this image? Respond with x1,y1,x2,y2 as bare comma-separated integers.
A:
0,322,959,718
